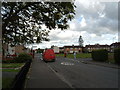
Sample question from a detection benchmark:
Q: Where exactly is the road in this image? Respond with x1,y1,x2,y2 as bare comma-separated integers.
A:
26,53,118,88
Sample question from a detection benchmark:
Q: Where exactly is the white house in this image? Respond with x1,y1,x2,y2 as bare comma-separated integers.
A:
8,45,15,55
51,46,59,54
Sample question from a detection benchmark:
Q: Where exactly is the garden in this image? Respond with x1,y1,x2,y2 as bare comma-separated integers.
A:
2,53,32,89
56,48,120,64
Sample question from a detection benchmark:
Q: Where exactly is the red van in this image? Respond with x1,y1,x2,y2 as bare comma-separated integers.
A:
42,49,55,62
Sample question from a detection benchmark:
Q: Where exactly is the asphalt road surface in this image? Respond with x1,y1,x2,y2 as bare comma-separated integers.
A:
26,53,118,88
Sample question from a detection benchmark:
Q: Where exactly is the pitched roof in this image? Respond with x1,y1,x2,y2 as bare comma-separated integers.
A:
110,42,120,46
64,45,83,48
85,44,110,48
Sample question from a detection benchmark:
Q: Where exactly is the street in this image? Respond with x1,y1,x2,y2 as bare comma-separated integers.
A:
25,53,118,88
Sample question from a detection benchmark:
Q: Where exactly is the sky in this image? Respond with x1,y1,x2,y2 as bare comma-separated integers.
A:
27,0,119,49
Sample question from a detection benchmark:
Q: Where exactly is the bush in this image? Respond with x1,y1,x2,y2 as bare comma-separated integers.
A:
14,53,32,63
92,49,108,62
114,48,120,64
2,59,16,63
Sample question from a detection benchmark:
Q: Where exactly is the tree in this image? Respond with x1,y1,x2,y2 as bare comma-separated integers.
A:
2,2,76,46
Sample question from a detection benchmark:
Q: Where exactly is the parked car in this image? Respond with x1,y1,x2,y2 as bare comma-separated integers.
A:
42,49,55,62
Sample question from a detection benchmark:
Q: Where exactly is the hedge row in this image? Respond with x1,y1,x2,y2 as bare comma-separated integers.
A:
92,48,120,64
92,49,108,62
3,53,32,63
114,48,120,64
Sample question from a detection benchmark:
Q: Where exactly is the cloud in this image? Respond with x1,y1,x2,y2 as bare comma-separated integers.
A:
28,1,118,49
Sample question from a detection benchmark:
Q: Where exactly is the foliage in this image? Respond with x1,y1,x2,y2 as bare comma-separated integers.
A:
114,48,120,64
2,59,16,63
14,53,32,63
92,49,108,62
2,2,76,46
37,48,44,53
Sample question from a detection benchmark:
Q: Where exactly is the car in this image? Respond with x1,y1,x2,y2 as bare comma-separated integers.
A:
42,49,55,62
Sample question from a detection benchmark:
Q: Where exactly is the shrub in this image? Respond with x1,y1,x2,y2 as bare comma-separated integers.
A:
114,48,120,64
2,59,16,63
14,53,32,63
92,49,108,62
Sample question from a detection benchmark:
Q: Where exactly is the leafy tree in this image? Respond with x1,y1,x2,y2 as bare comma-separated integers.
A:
2,2,76,46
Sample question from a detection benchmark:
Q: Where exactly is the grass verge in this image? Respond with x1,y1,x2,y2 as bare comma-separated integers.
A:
2,63,24,68
56,53,115,64
56,53,91,58
2,77,14,88
2,69,20,72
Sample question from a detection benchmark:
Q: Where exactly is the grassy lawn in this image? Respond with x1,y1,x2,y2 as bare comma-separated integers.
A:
2,63,24,72
56,54,64,57
2,69,20,72
56,53,91,58
2,63,24,68
2,77,14,88
56,53,115,63
2,63,24,88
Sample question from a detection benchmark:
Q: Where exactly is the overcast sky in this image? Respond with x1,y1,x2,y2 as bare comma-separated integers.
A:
28,0,119,49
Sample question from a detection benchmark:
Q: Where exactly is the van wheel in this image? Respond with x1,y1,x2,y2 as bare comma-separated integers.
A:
44,61,47,63
53,59,55,62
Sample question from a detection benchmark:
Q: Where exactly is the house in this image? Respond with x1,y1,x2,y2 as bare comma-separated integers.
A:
8,45,15,55
3,44,9,57
15,45,26,55
51,46,59,54
59,47,64,53
110,42,120,52
64,45,83,53
85,44,110,52
3,44,30,57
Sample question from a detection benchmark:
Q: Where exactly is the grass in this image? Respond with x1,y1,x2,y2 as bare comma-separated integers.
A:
56,53,91,58
2,63,23,88
2,77,14,88
2,63,24,72
56,53,116,64
2,69,20,72
56,54,64,57
2,63,24,68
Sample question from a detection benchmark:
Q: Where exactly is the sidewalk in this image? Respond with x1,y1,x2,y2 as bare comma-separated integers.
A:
25,54,71,88
77,58,120,69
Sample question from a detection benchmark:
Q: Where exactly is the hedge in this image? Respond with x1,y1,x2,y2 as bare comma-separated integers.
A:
92,49,108,62
114,48,120,64
14,53,32,63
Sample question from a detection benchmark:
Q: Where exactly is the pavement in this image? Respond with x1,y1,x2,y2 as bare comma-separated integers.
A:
25,54,119,88
25,54,71,88
57,56,120,69
76,58,120,69
50,57,118,88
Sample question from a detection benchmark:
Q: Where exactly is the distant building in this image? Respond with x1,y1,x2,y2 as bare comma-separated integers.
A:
51,46,59,54
15,45,26,55
59,47,64,53
64,45,83,53
3,44,30,57
85,44,110,52
8,45,15,55
3,44,8,57
110,42,120,52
